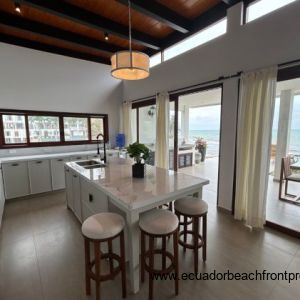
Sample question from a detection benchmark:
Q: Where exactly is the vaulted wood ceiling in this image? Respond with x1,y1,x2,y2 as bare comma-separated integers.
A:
0,0,242,65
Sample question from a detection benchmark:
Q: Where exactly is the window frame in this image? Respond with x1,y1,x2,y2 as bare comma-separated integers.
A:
0,109,108,149
243,0,297,24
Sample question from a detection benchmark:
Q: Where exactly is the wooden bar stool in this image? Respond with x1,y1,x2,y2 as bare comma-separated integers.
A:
82,212,127,300
139,209,179,300
175,197,208,274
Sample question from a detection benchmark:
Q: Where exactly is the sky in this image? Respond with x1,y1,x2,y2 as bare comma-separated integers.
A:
247,0,297,22
189,105,221,131
189,95,300,132
273,95,300,130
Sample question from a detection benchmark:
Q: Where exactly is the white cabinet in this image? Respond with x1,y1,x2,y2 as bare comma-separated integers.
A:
0,170,5,228
65,166,74,211
72,171,82,222
65,168,82,222
81,178,108,217
2,161,30,199
28,160,52,194
51,157,69,190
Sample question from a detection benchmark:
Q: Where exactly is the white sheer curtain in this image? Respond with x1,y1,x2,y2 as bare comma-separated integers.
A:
122,101,132,146
155,92,170,169
235,66,277,229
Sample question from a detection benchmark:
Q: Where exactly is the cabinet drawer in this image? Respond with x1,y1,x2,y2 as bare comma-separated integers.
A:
2,161,30,199
81,179,108,214
28,160,52,194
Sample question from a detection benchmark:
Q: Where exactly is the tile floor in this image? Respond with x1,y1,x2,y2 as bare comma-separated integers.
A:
0,191,300,300
182,157,300,232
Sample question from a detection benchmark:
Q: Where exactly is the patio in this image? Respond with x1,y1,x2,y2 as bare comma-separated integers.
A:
178,157,300,232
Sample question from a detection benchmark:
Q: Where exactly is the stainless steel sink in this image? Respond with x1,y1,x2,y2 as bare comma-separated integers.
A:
75,160,106,169
76,160,100,166
83,164,106,169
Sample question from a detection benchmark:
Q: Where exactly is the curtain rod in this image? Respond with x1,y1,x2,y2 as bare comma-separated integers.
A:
128,57,300,103
278,58,300,70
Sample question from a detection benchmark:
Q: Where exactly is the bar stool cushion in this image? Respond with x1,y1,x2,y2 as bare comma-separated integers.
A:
175,197,208,216
139,209,178,235
82,212,125,240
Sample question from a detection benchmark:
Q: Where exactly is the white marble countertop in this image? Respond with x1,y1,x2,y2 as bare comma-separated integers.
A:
66,158,209,211
0,149,120,165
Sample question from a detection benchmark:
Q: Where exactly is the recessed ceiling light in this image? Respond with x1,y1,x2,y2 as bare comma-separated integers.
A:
15,2,21,13
104,32,109,41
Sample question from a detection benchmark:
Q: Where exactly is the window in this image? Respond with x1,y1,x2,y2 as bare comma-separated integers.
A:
64,117,89,141
164,18,227,61
0,110,108,148
150,53,162,68
90,117,104,140
246,0,297,23
28,116,60,143
138,105,156,146
2,114,27,144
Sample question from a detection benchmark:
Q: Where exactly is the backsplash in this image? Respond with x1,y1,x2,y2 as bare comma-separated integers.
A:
0,143,111,158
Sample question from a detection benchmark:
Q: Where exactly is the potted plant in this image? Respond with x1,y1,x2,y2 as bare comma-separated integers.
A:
195,138,207,162
126,142,150,178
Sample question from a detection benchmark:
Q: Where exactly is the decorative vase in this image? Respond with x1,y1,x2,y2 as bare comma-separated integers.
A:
132,163,145,178
199,148,206,162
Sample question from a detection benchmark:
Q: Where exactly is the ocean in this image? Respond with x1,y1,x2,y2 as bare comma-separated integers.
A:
189,129,300,157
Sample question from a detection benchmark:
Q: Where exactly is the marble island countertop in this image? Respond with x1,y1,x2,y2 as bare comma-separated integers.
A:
66,158,209,211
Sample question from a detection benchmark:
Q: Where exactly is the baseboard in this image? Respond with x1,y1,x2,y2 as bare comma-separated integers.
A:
217,206,232,214
265,221,300,239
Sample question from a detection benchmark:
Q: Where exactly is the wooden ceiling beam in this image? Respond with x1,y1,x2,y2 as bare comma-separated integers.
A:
19,0,161,50
117,0,191,34
0,12,125,55
0,32,110,65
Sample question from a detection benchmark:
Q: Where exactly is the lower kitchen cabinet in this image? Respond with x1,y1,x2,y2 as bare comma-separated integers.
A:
81,179,108,217
72,172,82,222
0,171,5,227
65,166,74,211
28,160,52,194
2,161,30,199
51,157,69,190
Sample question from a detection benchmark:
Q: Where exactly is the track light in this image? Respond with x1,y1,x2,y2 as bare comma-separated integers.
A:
15,2,21,13
104,32,109,41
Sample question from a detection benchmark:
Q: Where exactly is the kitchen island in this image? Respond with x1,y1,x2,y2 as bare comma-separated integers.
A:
65,157,209,293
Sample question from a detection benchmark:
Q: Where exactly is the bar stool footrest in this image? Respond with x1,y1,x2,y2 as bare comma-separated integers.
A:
144,249,175,275
178,230,204,249
88,252,122,282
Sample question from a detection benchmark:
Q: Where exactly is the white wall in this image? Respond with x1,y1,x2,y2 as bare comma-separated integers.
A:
123,1,300,100
0,43,123,156
123,1,300,211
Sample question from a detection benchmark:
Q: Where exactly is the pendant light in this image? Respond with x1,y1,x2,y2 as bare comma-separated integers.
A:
111,0,150,80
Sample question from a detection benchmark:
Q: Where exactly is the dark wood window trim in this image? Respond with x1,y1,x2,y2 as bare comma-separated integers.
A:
0,108,108,149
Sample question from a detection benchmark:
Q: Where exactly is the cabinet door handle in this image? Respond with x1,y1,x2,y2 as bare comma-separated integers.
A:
89,194,93,202
11,163,19,167
73,175,77,178
36,161,43,164
57,159,64,162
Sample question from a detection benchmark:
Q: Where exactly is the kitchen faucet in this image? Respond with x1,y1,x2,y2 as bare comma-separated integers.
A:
96,133,107,163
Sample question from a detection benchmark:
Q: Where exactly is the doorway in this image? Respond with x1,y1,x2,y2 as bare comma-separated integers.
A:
171,86,222,205
266,77,300,232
